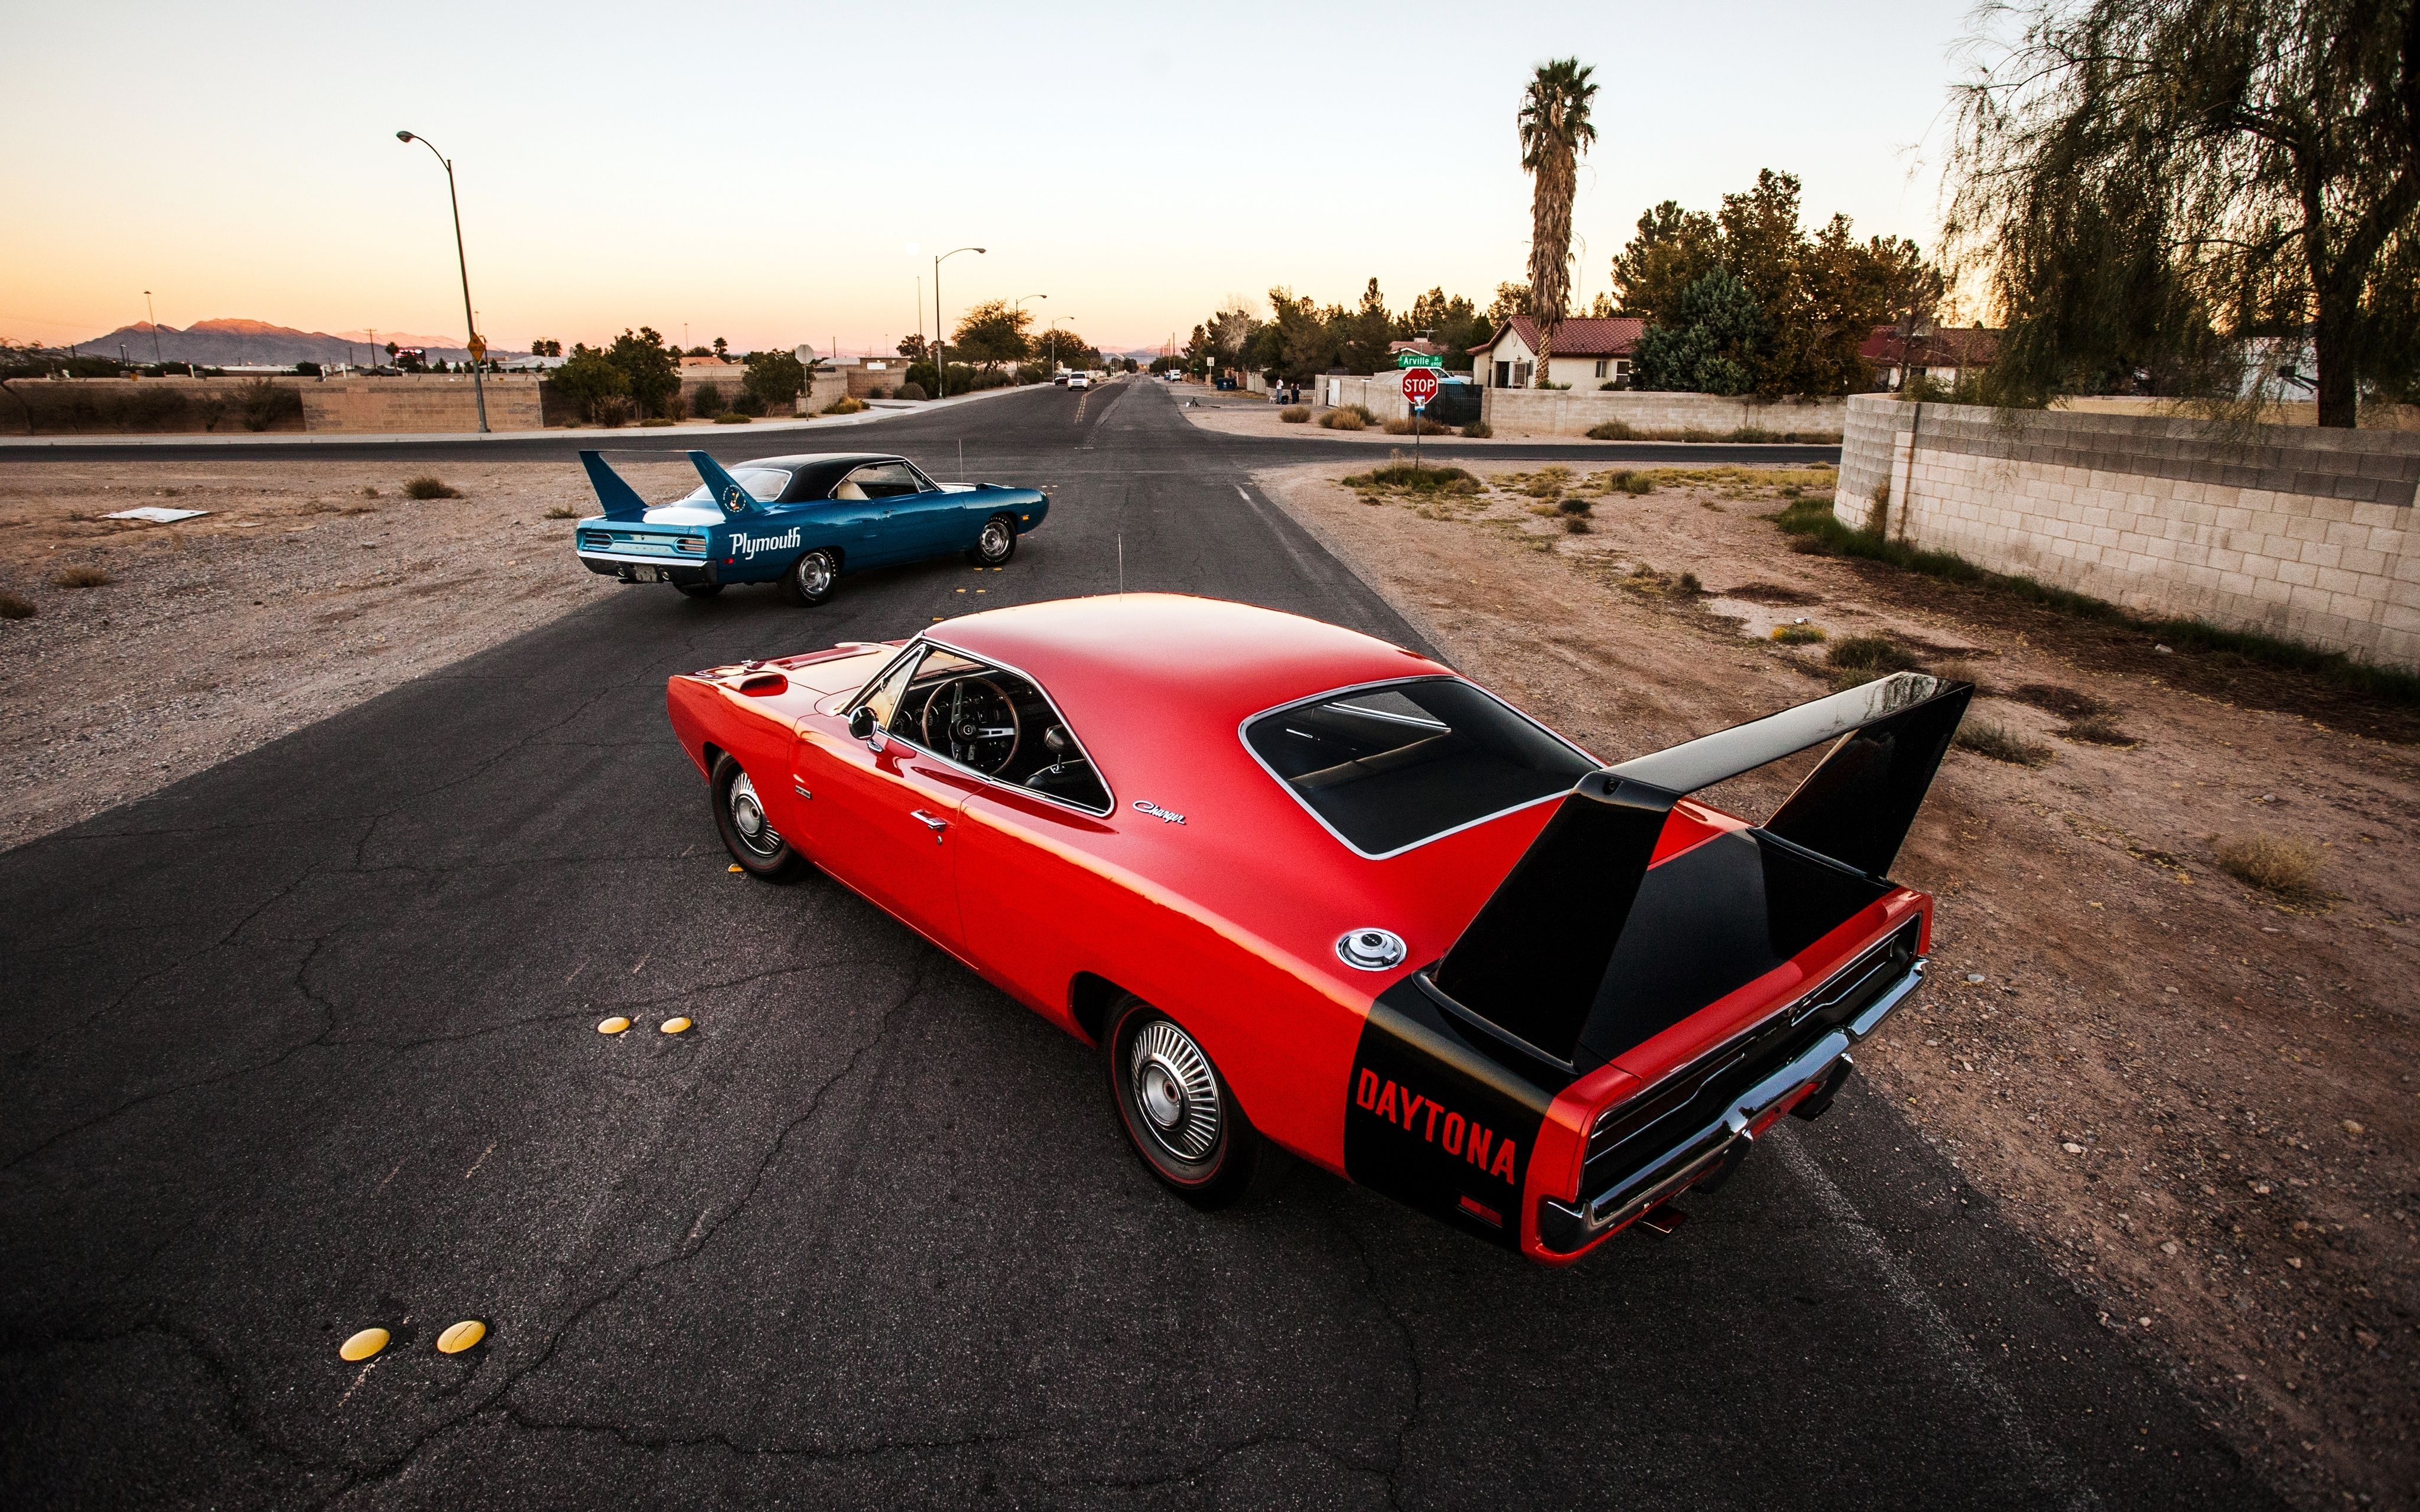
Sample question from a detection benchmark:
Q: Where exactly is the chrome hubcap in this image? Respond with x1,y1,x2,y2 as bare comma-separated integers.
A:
728,773,781,855
981,522,1009,559
797,553,832,595
1129,1019,1221,1162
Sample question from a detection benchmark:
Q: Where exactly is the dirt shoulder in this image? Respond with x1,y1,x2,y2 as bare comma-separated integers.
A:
0,460,627,849
1257,457,2419,1512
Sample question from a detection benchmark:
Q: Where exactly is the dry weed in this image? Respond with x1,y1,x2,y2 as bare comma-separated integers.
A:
2214,833,2321,895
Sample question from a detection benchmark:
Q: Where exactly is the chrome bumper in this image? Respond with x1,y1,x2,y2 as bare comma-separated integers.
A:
1538,958,1925,1252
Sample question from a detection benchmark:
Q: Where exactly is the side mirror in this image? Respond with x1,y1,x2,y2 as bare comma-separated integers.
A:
848,706,876,741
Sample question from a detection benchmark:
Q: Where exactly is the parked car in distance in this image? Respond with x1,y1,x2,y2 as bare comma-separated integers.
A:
572,449,1048,607
666,594,1971,1260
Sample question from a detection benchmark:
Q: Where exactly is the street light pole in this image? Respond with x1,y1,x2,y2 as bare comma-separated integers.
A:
932,246,984,398
1014,294,1046,372
143,291,162,366
395,130,489,434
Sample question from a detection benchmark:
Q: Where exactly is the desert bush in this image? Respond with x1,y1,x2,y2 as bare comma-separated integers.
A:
895,382,926,402
1461,420,1492,438
2058,712,2138,746
1319,408,1367,431
1340,463,1481,495
1679,572,1702,594
238,379,300,432
50,565,113,588
0,589,32,620
1771,623,1827,644
1280,405,1310,423
1382,415,1452,435
1586,418,1639,441
542,504,580,519
690,382,724,418
639,417,674,427
402,476,462,500
822,396,867,416
2215,833,2321,895
1562,514,1591,533
1955,719,2055,765
1555,496,1591,516
1606,470,1655,496
1827,634,1922,677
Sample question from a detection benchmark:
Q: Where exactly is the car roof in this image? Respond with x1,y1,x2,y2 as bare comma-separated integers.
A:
935,594,1445,738
740,452,903,470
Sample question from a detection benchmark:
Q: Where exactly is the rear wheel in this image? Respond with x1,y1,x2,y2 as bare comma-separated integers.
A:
1104,995,1268,1208
964,514,1017,566
779,549,838,607
710,753,805,880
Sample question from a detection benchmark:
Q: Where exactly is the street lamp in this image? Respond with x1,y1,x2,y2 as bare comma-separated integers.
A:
1014,294,1047,377
142,291,163,366
1047,316,1074,374
932,246,984,397
395,129,489,434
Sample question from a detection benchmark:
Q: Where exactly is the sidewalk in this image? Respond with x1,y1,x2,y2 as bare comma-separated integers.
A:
0,379,1029,449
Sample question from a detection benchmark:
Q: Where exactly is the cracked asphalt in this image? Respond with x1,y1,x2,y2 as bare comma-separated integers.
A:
1,382,2282,1508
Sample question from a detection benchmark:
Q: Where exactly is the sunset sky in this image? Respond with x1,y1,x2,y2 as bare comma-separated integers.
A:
4,1,1978,357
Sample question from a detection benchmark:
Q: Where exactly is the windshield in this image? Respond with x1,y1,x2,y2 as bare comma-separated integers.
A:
676,467,792,505
1244,679,1593,857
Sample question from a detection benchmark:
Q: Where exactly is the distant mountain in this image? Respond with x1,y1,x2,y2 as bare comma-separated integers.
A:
70,318,522,367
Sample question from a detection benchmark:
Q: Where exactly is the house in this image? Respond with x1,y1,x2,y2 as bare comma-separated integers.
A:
1860,324,1999,390
1386,338,1450,361
1468,316,1645,389
679,354,740,370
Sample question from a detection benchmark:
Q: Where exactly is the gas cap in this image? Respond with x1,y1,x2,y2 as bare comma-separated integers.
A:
1335,928,1407,972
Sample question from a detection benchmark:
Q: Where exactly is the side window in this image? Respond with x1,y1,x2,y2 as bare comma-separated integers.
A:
841,461,923,498
877,646,1111,812
854,648,920,731
903,461,941,493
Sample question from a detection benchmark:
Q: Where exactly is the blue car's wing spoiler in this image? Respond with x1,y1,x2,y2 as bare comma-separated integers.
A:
578,449,767,520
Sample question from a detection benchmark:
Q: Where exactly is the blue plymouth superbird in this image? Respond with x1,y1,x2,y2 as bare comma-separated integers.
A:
572,449,1049,605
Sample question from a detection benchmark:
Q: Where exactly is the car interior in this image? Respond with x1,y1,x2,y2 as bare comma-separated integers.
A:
830,461,933,500
856,645,1111,812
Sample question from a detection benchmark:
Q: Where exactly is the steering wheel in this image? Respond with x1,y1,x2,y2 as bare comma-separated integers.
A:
920,676,1021,774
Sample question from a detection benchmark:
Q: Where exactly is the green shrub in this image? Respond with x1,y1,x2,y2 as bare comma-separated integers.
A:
730,390,765,416
1586,418,1638,441
1827,634,1922,677
402,476,462,500
896,382,927,401
1280,405,1310,423
1606,470,1655,495
740,348,806,411
1461,420,1492,438
1771,623,1826,644
1339,463,1481,494
690,382,724,418
713,412,752,423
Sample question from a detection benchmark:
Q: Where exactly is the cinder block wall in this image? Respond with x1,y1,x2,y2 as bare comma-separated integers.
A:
1481,389,1846,438
1830,395,2420,669
300,376,541,432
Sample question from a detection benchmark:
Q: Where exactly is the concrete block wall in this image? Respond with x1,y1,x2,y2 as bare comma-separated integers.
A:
1830,394,2420,669
299,376,541,432
1482,388,1846,438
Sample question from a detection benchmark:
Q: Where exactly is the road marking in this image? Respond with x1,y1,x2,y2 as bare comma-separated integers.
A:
1771,1129,2101,1511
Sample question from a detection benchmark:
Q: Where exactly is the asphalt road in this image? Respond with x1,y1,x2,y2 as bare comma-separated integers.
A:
0,380,2279,1509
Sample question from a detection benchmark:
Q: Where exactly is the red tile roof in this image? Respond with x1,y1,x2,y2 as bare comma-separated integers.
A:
1860,325,1999,367
1469,315,1646,357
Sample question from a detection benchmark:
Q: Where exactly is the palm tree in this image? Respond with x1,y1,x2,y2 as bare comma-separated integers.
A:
1517,58,1600,386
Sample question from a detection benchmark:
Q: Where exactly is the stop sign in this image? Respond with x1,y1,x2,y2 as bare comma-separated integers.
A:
1400,367,1440,408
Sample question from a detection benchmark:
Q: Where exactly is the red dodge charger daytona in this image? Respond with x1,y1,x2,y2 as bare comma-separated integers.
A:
666,595,1970,1263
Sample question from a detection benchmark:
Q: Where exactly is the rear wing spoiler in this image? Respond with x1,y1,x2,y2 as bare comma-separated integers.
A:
578,449,766,522
1430,672,1970,1062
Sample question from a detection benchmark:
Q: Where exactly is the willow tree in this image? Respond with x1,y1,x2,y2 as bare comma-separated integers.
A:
1946,0,2420,425
1517,58,1599,386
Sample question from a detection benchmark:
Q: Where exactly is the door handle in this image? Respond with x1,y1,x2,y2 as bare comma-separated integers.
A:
910,809,949,840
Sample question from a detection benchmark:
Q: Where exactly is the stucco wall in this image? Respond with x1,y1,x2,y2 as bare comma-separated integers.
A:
298,375,542,433
1480,388,1845,439
1831,394,2420,669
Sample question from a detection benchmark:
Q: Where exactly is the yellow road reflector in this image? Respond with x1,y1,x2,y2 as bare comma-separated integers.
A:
661,1016,692,1035
339,1327,389,1362
728,863,743,873
436,1319,486,1354
597,1016,631,1035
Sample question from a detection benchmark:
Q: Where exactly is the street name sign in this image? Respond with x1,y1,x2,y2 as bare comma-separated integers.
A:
1396,352,1444,369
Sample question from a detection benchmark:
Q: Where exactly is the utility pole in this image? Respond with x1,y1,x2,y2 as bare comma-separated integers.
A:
143,291,162,366
395,131,489,433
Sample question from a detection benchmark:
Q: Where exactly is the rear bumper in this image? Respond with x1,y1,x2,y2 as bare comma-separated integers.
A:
577,550,715,584
1536,957,1925,1254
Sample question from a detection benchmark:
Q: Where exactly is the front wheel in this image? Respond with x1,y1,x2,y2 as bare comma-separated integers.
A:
964,514,1017,566
710,753,806,880
1105,996,1268,1209
779,549,838,607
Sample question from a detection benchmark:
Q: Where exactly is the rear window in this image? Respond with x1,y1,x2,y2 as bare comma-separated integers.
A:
677,467,793,504
1244,679,1593,856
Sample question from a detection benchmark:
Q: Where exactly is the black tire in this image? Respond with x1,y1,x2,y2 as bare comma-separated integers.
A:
1104,995,1268,1209
676,581,724,599
709,752,806,880
964,514,1018,567
778,549,839,607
